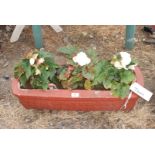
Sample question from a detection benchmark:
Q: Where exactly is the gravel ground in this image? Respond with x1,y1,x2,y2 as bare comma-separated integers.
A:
0,25,155,128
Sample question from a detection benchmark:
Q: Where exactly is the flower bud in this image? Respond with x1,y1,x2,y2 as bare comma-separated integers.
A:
29,58,35,65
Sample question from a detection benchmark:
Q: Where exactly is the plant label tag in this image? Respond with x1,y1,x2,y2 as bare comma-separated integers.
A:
130,82,153,101
71,93,80,98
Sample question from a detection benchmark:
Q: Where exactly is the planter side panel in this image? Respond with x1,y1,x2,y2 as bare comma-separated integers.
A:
18,95,138,111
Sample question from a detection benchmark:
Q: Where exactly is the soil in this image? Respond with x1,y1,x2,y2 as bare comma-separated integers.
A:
0,25,155,129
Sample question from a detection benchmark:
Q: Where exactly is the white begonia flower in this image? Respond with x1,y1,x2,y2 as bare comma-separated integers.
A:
29,58,35,65
29,53,38,66
113,52,132,70
114,61,123,69
73,51,91,66
120,52,131,67
35,68,41,75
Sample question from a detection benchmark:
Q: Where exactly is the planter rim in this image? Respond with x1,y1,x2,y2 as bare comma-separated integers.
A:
12,67,144,99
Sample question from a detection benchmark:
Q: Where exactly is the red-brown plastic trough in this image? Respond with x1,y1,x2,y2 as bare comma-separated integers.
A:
12,67,144,111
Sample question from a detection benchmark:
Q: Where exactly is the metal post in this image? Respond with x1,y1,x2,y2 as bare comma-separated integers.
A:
32,25,43,49
125,25,136,50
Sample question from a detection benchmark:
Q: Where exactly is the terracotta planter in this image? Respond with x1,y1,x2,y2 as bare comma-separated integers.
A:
12,67,144,111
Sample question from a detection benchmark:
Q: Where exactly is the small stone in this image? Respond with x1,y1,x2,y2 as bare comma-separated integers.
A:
89,34,94,39
2,75,10,80
25,118,32,123
82,31,88,36
93,46,96,50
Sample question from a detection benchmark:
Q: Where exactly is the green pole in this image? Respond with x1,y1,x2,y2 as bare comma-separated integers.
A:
32,25,43,49
125,25,136,50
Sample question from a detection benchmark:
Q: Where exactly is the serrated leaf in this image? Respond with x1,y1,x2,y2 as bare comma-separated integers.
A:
38,50,53,59
82,67,94,80
42,83,49,90
21,60,31,79
58,68,68,80
59,46,77,56
93,72,105,85
68,76,82,84
111,83,129,99
49,70,56,81
86,49,98,63
120,70,135,84
103,79,112,89
40,70,50,81
67,75,83,89
44,57,57,69
94,60,110,75
14,65,24,78
111,81,119,90
72,67,81,75
120,84,130,99
30,76,49,90
19,74,27,88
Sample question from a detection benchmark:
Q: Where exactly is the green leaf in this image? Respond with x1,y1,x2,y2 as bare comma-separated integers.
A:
21,60,31,79
86,49,98,63
58,46,77,56
25,67,31,79
49,70,56,81
44,57,58,69
42,83,49,90
111,81,119,90
41,72,50,81
111,83,130,99
30,76,49,90
103,79,112,89
68,76,82,84
120,70,135,84
94,60,110,75
19,74,27,88
67,75,83,89
58,68,68,80
72,67,81,75
14,65,24,78
38,50,53,59
70,83,79,89
93,72,105,85
82,67,94,80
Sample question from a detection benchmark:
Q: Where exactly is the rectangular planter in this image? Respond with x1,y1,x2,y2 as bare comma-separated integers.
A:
12,67,144,111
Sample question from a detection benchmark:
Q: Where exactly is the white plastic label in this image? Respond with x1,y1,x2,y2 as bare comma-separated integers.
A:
71,93,80,98
130,82,153,101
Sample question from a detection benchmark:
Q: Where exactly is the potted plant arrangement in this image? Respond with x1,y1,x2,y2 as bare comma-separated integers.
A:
12,46,144,111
